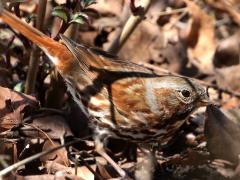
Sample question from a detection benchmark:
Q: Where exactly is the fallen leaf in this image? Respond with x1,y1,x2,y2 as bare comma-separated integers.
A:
96,161,118,179
205,0,240,26
91,0,124,17
0,86,39,130
211,159,236,178
39,140,69,166
20,114,74,139
16,174,84,180
45,161,95,180
104,5,164,64
213,31,240,68
19,1,37,14
205,105,240,163
215,65,240,92
182,0,216,73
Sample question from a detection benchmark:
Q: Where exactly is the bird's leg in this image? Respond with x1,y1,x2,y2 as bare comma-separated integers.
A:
94,136,127,178
135,144,159,180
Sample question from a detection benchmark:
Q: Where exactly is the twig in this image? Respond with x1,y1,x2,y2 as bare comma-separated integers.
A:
107,0,152,54
153,7,187,17
24,123,69,166
0,155,9,169
0,139,83,177
166,8,188,30
25,0,47,94
71,147,104,180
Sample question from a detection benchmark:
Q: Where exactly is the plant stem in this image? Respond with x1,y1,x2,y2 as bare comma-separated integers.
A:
107,0,152,54
0,139,83,177
24,0,47,94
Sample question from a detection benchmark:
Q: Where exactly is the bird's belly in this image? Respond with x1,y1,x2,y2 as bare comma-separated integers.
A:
91,116,185,144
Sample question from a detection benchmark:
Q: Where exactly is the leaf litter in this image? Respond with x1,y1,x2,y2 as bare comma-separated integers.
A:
1,0,240,179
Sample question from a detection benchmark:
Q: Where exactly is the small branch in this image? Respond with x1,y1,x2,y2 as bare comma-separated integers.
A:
25,0,47,94
71,147,104,180
156,7,187,17
107,0,152,54
63,23,80,40
0,139,83,177
0,155,9,169
22,123,69,166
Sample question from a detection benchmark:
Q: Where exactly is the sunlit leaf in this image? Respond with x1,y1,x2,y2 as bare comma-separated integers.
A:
51,6,69,23
13,81,24,92
81,0,96,8
69,12,90,25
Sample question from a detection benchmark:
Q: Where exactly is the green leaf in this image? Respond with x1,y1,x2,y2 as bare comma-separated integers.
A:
69,12,89,25
14,82,24,92
69,16,84,24
81,0,96,8
51,6,69,23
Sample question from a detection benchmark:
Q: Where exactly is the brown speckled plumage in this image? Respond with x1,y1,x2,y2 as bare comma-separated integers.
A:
0,9,210,144
58,35,209,143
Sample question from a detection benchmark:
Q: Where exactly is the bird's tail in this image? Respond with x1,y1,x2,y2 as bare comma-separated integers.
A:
0,9,94,115
0,9,73,71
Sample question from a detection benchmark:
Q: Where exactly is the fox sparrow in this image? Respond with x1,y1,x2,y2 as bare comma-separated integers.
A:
0,9,210,177
61,34,209,144
0,9,209,144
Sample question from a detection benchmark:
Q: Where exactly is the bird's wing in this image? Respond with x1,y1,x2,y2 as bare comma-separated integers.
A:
60,35,161,126
60,34,156,81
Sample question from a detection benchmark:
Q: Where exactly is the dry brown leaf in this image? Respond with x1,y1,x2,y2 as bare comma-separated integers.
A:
213,31,240,68
222,97,240,109
183,0,216,73
211,159,236,178
117,20,160,63
215,65,240,92
19,0,37,13
205,0,240,26
45,161,95,180
41,140,69,166
91,0,124,17
45,160,72,174
16,174,84,180
205,105,240,163
0,86,39,130
103,11,163,64
20,114,73,139
96,161,118,179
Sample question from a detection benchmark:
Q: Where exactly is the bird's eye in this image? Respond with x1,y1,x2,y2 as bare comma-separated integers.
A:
181,89,191,98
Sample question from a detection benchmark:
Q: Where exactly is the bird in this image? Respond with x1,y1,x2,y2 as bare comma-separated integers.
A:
0,9,210,177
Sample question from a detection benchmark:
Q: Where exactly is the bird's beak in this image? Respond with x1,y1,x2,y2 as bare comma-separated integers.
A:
198,94,212,107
